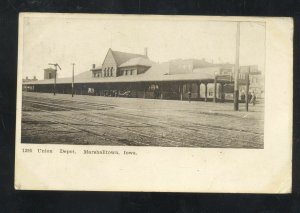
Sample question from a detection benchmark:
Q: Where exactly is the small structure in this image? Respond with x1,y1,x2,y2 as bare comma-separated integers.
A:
44,68,56,79
22,76,38,91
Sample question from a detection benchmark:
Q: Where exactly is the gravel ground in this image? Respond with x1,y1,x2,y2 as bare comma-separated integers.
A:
21,92,264,148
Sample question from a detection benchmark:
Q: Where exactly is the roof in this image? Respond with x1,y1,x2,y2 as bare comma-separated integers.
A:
111,49,147,66
142,62,170,77
24,64,229,85
119,57,155,68
90,66,102,71
170,58,213,67
193,66,221,74
44,67,56,71
75,70,92,78
24,72,217,85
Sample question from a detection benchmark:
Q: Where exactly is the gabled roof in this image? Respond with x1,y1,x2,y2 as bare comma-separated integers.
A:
44,67,56,71
119,57,155,68
111,49,147,66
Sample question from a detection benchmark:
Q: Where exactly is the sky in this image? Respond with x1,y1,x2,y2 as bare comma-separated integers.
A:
21,15,266,80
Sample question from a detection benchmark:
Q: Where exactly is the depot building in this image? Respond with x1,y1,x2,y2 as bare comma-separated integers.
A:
23,48,264,102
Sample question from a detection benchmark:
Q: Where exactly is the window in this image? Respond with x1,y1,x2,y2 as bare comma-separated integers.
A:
130,70,133,75
49,73,52,79
125,70,128,75
110,69,113,77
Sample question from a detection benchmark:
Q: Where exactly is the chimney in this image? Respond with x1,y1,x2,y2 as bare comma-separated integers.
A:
144,48,148,57
92,64,96,69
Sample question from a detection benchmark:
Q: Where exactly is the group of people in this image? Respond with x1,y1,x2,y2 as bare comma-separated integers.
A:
240,91,256,106
187,90,257,106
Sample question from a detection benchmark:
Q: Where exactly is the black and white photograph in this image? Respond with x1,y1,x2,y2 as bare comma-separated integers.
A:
20,15,265,148
14,13,292,193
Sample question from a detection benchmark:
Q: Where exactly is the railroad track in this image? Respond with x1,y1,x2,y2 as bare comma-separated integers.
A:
26,95,263,136
22,96,263,148
22,102,182,146
22,106,137,146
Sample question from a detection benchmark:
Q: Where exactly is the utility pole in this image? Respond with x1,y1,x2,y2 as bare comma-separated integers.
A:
213,74,217,103
233,22,240,111
71,63,75,97
245,67,250,112
48,63,61,95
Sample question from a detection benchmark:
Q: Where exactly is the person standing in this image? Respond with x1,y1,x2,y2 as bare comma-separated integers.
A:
221,92,225,103
241,91,245,103
251,92,256,106
248,92,252,104
188,90,192,102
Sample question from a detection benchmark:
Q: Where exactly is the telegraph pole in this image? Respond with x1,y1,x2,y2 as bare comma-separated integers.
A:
71,63,75,97
245,67,250,112
48,63,61,96
233,22,240,111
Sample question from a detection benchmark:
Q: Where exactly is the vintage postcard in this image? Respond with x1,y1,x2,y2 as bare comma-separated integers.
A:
15,13,293,193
